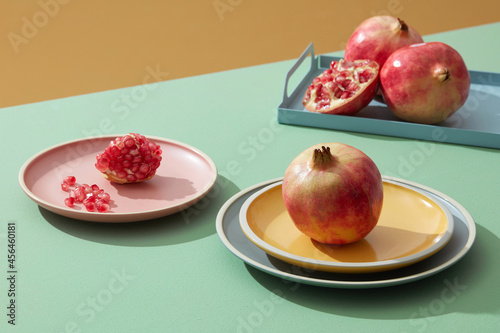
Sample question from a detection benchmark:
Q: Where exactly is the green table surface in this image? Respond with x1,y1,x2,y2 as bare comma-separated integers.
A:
2,22,500,333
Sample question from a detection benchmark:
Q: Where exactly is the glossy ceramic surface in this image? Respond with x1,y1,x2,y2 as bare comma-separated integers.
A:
240,179,453,273
216,177,475,288
19,135,218,222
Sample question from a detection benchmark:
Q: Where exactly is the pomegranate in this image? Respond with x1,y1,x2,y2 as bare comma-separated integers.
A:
344,16,424,69
303,59,379,115
380,42,471,124
61,177,111,213
95,133,162,184
282,143,383,245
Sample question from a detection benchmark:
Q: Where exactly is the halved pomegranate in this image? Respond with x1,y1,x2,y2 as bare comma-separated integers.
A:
302,59,379,115
95,133,162,184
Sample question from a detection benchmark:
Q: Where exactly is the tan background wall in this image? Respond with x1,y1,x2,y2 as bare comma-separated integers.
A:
1,0,499,108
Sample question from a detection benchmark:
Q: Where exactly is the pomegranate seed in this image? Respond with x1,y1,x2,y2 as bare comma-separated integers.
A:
116,170,128,179
333,86,342,99
124,137,135,148
139,163,150,174
97,192,111,203
335,75,346,84
95,162,107,173
61,181,70,192
341,79,352,89
73,186,85,202
64,197,75,207
84,194,96,203
84,201,96,212
341,91,352,99
348,82,360,92
109,146,120,157
65,176,76,186
135,172,146,180
96,201,110,213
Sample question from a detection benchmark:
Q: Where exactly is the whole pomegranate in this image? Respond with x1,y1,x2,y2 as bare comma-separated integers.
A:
282,143,383,245
344,16,424,69
95,133,162,184
380,42,470,124
302,59,379,115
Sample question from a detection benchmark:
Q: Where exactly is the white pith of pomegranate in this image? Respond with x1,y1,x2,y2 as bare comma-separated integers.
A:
282,143,383,245
380,42,471,124
344,16,424,69
302,59,379,115
95,133,162,184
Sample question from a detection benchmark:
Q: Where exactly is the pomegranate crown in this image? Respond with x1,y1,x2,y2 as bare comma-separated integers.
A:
313,146,334,164
397,18,409,32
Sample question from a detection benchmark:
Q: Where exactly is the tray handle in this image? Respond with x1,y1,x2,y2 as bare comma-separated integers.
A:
281,43,316,104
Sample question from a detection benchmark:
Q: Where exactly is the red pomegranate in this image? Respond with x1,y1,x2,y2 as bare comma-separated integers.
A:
302,59,379,115
344,16,424,69
95,133,162,184
380,42,471,124
282,143,383,245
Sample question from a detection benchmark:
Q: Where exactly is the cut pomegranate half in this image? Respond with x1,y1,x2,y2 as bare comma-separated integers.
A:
303,59,379,115
95,133,162,184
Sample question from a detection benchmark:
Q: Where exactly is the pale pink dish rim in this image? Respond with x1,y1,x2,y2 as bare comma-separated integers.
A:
19,135,218,223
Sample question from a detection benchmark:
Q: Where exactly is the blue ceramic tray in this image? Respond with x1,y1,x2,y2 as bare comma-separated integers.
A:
277,43,500,150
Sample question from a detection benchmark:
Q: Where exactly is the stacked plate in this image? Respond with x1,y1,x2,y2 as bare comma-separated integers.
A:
216,176,476,288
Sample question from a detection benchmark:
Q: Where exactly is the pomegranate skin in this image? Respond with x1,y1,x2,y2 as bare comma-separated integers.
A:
380,42,471,124
344,16,424,68
282,143,383,245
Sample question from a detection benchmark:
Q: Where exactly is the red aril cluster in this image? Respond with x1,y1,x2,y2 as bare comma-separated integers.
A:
61,176,111,213
302,59,379,115
95,133,162,184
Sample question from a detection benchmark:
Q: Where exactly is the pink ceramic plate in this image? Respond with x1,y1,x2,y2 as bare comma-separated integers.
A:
19,135,218,222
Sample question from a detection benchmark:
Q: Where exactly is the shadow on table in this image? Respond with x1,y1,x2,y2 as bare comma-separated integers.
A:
41,175,239,247
246,223,499,322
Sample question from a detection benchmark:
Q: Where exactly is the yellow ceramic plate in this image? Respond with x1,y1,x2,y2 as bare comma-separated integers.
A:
239,178,454,274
